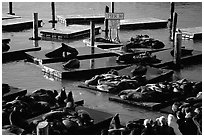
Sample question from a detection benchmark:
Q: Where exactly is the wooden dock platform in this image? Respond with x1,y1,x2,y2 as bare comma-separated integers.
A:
40,25,101,39
2,18,43,31
120,18,168,30
3,47,41,63
151,49,202,68
26,46,117,64
41,56,129,79
57,14,105,25
2,13,21,20
180,27,202,39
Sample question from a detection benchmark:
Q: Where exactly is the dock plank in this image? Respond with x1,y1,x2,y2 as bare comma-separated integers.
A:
26,46,117,64
2,18,43,31
120,18,168,29
180,27,202,39
41,56,129,79
40,25,101,39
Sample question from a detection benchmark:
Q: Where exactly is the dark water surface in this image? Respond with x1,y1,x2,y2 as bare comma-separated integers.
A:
2,2,202,123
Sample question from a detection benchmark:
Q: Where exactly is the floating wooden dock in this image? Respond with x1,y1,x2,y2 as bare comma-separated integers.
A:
180,27,202,39
78,65,173,93
40,25,101,39
151,49,202,68
3,47,41,63
2,13,21,20
2,85,27,101
41,56,129,79
2,18,43,31
57,14,105,25
26,46,117,64
27,106,113,135
120,18,168,30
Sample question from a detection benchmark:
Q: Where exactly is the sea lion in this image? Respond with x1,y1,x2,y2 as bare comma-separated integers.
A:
63,58,80,69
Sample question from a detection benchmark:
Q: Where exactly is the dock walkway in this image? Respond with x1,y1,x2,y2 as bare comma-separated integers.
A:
57,14,105,25
42,56,129,79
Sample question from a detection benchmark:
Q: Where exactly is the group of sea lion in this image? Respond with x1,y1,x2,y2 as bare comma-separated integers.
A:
2,87,93,135
117,79,201,103
84,67,147,93
123,35,165,51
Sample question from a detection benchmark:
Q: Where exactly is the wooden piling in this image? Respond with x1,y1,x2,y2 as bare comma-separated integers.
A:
173,32,182,67
90,21,95,47
111,2,114,13
30,13,40,40
104,6,109,39
172,12,178,45
51,2,56,29
8,2,15,15
169,2,174,30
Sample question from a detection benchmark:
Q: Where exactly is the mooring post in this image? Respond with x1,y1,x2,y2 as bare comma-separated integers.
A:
8,2,15,15
172,12,178,45
90,20,95,47
104,6,109,39
51,2,56,29
111,2,114,13
169,2,174,30
173,32,182,67
30,13,40,40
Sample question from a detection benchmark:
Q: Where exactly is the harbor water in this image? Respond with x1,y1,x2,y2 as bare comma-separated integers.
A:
2,2,202,123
